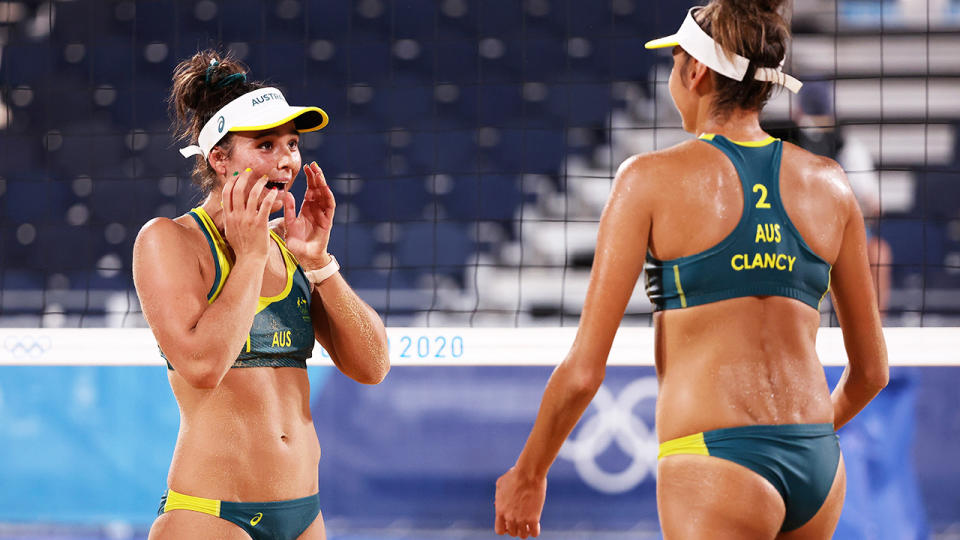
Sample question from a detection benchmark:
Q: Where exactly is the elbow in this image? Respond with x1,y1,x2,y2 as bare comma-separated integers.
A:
357,353,390,385
173,361,225,389
185,371,222,390
869,364,889,394
167,348,228,389
561,358,605,398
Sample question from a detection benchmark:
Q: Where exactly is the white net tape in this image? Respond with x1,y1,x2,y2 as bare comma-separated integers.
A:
0,327,955,367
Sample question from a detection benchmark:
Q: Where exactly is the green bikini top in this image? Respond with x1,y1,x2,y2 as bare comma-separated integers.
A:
644,134,832,311
161,207,314,370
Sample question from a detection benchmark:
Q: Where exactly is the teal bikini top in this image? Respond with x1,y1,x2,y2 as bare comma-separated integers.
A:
161,207,314,370
644,134,831,311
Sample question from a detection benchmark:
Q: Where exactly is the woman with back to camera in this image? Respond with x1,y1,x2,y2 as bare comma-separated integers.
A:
494,1,888,538
132,50,389,540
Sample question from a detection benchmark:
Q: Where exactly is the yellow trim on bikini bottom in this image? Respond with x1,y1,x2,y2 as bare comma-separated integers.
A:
163,489,221,517
658,431,709,460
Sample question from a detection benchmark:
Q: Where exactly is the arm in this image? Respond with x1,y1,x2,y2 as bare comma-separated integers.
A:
494,155,653,538
309,269,389,384
284,162,390,384
132,173,279,389
828,180,889,430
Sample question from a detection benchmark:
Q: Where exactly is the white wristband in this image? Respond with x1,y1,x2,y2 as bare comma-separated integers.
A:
304,255,339,285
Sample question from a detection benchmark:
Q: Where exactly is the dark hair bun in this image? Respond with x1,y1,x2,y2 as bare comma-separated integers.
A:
697,0,792,114
167,49,263,193
168,50,253,137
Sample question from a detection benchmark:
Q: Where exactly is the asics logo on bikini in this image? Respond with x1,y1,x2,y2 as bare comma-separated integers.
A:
250,512,263,526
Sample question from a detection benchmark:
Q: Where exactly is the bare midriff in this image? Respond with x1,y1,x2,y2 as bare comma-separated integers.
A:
166,366,320,501
654,295,835,443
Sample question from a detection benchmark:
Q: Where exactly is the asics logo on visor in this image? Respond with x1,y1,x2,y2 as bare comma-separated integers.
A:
217,116,225,134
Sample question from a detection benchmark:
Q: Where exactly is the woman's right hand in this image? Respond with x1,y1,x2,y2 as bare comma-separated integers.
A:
221,169,280,261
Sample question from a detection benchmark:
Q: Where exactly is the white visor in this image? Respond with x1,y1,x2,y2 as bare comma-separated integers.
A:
645,7,802,94
180,87,329,159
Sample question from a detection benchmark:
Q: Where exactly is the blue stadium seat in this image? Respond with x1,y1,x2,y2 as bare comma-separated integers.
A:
492,128,564,173
88,38,134,86
353,176,430,222
475,84,524,128
326,223,378,270
514,36,566,82
391,0,438,38
395,222,474,279
54,132,126,180
0,268,44,289
304,0,354,40
311,131,389,179
0,135,42,176
877,220,947,287
257,42,310,87
371,82,435,129
340,41,393,85
38,224,97,272
406,129,478,174
565,1,614,36
51,1,110,42
132,1,178,43
545,83,612,127
88,178,162,226
442,174,523,222
435,40,479,84
1,177,71,225
2,43,54,86
477,0,523,38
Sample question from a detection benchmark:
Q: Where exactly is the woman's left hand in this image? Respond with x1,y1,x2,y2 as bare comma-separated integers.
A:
284,161,335,268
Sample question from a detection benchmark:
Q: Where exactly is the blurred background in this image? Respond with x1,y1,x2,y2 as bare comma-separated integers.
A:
0,0,958,538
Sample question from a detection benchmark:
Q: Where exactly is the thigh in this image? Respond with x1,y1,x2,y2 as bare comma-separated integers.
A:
777,455,846,540
658,454,786,540
149,510,250,540
297,507,326,540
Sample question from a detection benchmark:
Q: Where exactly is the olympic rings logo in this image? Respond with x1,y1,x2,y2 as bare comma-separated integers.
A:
3,335,52,359
557,377,660,494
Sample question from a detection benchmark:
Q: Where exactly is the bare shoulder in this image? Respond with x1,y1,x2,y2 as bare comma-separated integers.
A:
781,140,856,202
615,139,702,193
133,216,204,274
135,216,193,250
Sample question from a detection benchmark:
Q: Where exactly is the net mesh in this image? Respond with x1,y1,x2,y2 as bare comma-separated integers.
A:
0,0,958,330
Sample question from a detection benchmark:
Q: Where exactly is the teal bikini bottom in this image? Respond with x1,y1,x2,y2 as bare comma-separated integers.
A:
659,423,840,531
158,488,320,540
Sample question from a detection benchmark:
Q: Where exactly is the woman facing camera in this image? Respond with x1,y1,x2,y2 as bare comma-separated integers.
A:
495,1,888,538
133,50,389,540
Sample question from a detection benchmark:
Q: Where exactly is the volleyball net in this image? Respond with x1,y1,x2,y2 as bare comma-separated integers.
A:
0,0,958,330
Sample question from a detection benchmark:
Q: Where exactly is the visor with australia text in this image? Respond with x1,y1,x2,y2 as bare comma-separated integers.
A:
644,7,802,94
180,87,329,159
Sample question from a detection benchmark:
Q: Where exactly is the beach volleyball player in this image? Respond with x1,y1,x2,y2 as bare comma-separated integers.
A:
495,1,888,538
133,51,389,540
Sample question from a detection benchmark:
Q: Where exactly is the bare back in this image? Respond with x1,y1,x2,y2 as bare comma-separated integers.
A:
647,138,853,441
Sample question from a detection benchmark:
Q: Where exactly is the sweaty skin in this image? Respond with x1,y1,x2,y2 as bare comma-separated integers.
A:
494,47,887,540
134,122,389,540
